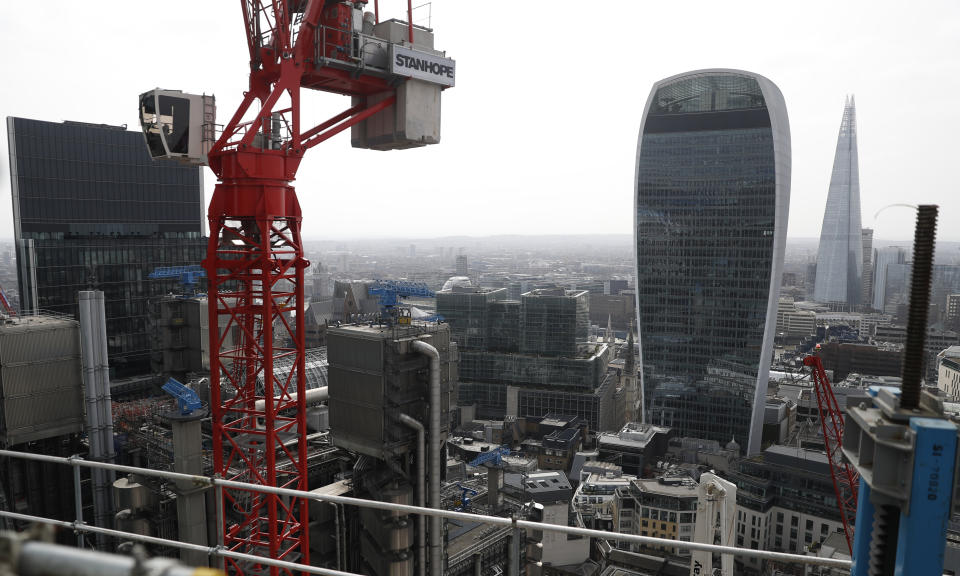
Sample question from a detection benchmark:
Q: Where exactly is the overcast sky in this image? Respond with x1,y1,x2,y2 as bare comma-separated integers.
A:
1,1,958,242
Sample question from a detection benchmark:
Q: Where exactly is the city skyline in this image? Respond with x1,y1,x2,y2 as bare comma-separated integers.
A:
1,1,959,241
0,2,958,574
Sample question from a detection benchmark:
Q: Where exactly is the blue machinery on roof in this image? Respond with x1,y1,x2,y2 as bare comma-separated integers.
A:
148,265,206,297
161,377,202,416
369,279,443,326
453,484,478,512
467,445,510,468
844,205,959,576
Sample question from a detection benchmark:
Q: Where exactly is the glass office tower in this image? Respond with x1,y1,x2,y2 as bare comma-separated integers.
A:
7,117,207,377
634,70,791,454
813,97,863,306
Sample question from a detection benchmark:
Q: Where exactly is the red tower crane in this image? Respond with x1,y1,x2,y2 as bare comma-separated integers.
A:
141,2,454,573
802,353,859,553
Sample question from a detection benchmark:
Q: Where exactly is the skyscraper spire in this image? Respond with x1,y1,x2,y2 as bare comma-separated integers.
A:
814,96,863,306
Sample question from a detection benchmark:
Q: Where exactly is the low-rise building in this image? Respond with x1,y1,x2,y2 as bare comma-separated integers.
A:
726,445,846,575
938,346,960,400
818,342,902,381
665,437,739,475
614,473,699,559
762,396,795,447
776,298,817,341
508,471,590,570
540,427,581,471
597,423,673,477
573,470,635,532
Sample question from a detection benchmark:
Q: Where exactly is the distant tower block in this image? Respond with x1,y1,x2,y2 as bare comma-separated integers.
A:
455,254,468,276
814,96,863,307
862,228,874,307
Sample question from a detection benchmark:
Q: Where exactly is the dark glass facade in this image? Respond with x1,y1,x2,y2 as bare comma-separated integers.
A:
7,117,206,377
634,71,790,454
439,286,615,430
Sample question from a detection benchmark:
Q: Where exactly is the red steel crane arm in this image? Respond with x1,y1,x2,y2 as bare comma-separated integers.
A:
802,354,860,553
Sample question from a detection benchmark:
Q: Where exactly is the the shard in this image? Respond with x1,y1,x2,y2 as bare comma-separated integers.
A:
814,96,863,306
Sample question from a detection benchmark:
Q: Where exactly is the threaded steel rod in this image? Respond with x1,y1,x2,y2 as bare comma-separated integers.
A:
901,204,938,410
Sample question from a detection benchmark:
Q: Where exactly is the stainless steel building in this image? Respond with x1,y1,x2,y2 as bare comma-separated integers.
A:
813,97,863,306
0,315,83,447
634,69,791,455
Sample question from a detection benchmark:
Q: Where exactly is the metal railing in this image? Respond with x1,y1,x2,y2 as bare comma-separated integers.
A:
0,449,853,574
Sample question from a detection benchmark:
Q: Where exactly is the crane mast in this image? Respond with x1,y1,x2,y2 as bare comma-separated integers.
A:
140,2,454,573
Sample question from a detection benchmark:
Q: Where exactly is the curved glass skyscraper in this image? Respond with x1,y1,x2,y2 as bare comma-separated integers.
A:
813,96,863,306
634,70,790,454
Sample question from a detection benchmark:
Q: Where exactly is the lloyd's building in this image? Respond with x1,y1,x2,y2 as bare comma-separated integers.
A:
633,70,791,454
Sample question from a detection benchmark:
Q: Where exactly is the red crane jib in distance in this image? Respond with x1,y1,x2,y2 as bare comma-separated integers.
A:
802,354,860,554
201,2,434,573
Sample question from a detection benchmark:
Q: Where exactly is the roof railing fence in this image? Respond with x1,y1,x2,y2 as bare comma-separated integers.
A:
0,448,852,574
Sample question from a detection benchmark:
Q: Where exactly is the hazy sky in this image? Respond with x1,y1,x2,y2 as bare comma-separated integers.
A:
1,1,958,241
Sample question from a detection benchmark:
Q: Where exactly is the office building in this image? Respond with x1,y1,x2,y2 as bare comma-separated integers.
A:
776,298,817,341
861,228,873,306
727,445,845,574
436,286,507,350
872,246,907,311
634,70,790,454
814,96,863,307
439,286,616,432
881,264,960,327
589,292,636,331
938,346,960,400
520,288,589,357
6,117,206,377
0,315,85,544
573,469,635,533
817,342,902,382
614,473,699,559
597,422,674,477
508,471,591,569
327,322,453,576
948,294,960,332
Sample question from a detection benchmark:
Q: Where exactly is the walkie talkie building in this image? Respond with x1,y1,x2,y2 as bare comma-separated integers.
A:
634,70,790,454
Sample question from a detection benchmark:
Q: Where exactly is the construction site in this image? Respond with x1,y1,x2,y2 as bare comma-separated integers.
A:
1,1,959,576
